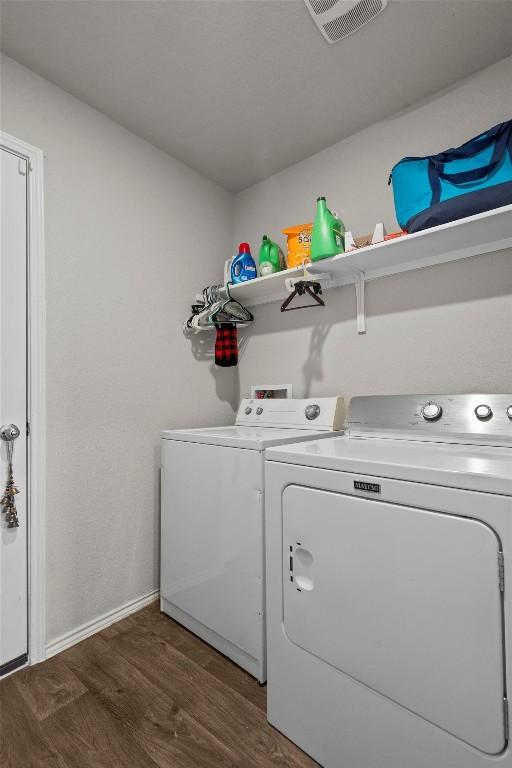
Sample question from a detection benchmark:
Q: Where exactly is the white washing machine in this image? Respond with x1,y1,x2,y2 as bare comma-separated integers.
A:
265,394,512,768
160,396,344,682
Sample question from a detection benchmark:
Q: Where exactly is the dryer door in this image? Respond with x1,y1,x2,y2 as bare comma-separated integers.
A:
283,486,506,755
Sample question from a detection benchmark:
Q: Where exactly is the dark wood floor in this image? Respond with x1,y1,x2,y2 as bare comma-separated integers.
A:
0,602,318,767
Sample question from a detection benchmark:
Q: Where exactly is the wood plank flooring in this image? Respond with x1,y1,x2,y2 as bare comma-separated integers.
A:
0,602,319,767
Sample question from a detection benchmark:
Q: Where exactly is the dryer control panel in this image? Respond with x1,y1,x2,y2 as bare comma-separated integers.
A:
236,397,345,431
347,394,512,446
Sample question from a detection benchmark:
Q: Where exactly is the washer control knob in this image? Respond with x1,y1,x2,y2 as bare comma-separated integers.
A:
305,404,321,421
421,402,442,421
256,407,263,415
507,406,512,420
475,404,493,420
245,407,252,415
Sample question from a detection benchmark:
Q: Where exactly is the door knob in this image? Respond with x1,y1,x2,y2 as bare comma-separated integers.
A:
0,424,20,441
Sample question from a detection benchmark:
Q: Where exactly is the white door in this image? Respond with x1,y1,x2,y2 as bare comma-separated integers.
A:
0,147,28,674
283,485,506,755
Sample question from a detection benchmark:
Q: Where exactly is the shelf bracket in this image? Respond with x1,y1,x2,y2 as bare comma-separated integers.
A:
310,260,366,334
334,265,366,334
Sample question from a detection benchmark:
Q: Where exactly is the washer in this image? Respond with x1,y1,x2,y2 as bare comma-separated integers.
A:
160,396,344,683
265,394,512,768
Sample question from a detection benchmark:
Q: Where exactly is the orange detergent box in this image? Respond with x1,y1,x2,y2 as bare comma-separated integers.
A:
282,222,313,269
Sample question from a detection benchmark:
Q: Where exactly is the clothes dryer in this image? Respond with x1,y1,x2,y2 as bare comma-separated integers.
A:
265,394,512,767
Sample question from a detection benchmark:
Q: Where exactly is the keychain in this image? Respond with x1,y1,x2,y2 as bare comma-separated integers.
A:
1,424,20,528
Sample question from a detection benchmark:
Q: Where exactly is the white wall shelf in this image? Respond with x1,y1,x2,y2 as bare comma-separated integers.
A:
229,263,307,307
229,205,512,316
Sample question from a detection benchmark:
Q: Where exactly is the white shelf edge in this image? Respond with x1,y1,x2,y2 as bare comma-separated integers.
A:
229,265,305,307
229,204,512,308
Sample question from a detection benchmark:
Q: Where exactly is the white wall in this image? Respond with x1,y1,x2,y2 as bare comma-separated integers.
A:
2,49,512,651
0,54,234,646
233,56,512,400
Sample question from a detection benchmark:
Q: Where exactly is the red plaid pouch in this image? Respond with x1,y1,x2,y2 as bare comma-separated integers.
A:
215,323,238,367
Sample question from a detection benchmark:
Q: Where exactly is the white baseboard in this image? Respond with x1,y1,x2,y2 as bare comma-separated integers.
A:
45,589,159,659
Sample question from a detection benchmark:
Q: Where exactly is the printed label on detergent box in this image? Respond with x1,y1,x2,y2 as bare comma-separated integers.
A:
298,230,311,244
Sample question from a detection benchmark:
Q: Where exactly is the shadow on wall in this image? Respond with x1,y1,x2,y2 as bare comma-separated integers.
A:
303,324,332,398
249,252,512,339
242,285,354,397
188,331,241,412
241,250,512,397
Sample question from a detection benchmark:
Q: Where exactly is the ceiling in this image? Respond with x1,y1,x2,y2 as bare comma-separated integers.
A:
1,1,512,191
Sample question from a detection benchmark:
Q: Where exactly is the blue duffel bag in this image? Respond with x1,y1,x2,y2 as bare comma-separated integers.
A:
389,119,512,233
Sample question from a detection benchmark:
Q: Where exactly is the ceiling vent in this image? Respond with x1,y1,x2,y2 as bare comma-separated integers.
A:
304,0,388,43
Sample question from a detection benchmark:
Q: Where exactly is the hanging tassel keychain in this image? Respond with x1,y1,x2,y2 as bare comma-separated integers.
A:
1,424,20,528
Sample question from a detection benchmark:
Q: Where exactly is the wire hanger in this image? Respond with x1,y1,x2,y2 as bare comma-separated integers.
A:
281,258,327,312
281,280,325,312
185,283,253,332
210,282,253,324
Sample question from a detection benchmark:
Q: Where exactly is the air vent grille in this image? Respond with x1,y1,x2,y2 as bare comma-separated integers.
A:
323,0,383,41
309,0,339,15
304,0,388,44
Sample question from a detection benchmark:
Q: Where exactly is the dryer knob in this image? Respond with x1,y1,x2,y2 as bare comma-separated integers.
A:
305,404,321,421
507,405,512,420
256,407,263,415
245,407,252,415
421,402,442,421
475,404,493,420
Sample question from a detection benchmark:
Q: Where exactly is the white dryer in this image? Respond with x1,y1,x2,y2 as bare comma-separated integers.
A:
265,394,512,768
160,396,344,683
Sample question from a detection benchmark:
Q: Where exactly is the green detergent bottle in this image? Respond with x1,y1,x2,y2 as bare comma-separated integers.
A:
258,235,285,276
310,196,345,262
